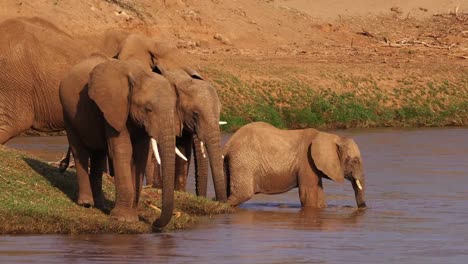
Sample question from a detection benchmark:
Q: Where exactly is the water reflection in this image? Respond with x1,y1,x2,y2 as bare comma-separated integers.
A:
2,127,468,263
229,207,367,232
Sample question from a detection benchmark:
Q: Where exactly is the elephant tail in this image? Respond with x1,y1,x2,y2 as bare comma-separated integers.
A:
58,146,72,174
223,154,231,199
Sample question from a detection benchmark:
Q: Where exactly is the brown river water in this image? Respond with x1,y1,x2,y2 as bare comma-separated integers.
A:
1,128,468,263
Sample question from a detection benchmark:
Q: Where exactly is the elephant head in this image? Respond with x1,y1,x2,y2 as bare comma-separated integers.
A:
114,34,160,69
88,60,179,227
166,69,227,201
310,132,367,208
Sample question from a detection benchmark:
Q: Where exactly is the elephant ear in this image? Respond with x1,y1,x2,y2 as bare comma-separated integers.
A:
88,61,134,132
310,132,345,182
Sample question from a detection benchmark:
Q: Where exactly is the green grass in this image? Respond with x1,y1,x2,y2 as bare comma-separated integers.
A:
0,145,233,234
205,68,468,131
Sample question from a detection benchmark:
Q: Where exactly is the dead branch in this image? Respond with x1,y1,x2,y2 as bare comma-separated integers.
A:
382,38,457,50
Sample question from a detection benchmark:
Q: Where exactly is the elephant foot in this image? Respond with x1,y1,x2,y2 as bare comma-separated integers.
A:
357,201,367,209
78,195,95,208
317,203,327,209
110,207,139,222
317,200,327,208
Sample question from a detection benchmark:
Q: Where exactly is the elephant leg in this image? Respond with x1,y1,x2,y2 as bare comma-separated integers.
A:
106,126,138,222
193,135,209,197
227,192,252,207
298,173,326,208
0,117,33,144
225,157,254,206
66,127,93,207
132,137,150,207
317,177,326,208
0,126,16,144
90,150,107,210
0,100,35,144
152,162,162,189
107,155,115,176
145,149,155,186
175,130,192,191
146,143,162,189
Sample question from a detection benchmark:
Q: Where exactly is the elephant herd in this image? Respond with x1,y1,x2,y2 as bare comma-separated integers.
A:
0,17,367,229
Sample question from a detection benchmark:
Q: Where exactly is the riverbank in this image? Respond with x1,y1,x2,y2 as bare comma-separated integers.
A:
205,64,468,131
0,145,233,234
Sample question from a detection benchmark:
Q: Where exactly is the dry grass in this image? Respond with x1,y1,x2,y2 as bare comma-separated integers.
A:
202,65,468,131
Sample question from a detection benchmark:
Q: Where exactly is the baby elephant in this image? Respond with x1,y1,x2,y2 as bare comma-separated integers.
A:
223,122,366,208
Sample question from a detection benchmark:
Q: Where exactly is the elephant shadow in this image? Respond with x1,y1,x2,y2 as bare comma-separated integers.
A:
22,157,114,212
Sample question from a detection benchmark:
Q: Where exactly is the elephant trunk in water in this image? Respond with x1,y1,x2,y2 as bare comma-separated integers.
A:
351,176,366,208
204,127,227,202
153,116,176,229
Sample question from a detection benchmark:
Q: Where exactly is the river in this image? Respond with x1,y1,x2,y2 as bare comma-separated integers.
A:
2,127,468,263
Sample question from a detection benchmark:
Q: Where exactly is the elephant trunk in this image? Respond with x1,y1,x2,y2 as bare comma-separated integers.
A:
152,118,176,229
351,176,366,208
193,135,209,197
205,129,227,202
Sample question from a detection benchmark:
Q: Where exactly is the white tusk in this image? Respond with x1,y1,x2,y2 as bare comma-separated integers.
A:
356,179,363,190
175,147,188,161
222,155,224,159
200,141,206,158
151,138,161,165
219,121,227,125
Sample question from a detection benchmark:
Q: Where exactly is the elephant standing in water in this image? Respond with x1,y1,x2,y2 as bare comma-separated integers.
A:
223,122,367,208
60,57,180,227
0,17,128,144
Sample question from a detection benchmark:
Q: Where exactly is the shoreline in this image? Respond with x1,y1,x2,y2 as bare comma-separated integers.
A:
0,145,233,234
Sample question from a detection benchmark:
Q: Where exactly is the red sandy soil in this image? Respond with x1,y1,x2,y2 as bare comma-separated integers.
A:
1,0,466,92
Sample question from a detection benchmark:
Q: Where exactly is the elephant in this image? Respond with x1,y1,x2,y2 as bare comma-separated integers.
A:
223,122,367,209
59,55,179,227
0,17,129,144
58,33,227,202
113,34,227,202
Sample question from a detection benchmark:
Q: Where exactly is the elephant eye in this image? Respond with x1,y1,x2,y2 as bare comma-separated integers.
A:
152,66,162,75
193,111,200,119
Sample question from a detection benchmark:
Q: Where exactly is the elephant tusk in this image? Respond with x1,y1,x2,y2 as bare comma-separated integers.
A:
219,121,227,125
356,179,363,190
151,138,161,165
175,147,188,161
222,155,224,159
200,141,206,158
